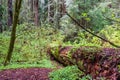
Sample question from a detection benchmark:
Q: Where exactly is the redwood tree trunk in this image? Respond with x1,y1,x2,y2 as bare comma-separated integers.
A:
8,0,13,27
34,0,39,26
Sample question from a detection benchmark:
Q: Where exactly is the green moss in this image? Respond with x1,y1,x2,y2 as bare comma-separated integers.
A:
50,46,60,58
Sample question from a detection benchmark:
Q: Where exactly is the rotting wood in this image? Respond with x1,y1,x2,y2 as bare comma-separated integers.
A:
48,46,120,79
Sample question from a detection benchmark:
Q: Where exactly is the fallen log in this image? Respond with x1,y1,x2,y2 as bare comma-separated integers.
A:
48,46,120,80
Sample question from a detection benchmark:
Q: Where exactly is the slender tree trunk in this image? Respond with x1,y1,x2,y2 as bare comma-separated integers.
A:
59,0,66,17
4,0,23,66
34,0,39,26
61,0,66,15
54,0,59,29
28,0,30,6
48,0,50,22
31,0,33,12
48,0,54,23
8,0,13,27
0,0,2,4
0,2,3,32
0,22,2,33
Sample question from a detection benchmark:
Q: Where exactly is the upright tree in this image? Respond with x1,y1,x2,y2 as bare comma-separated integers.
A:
4,0,23,66
8,0,13,27
31,0,34,12
0,2,3,32
34,0,39,26
48,0,54,23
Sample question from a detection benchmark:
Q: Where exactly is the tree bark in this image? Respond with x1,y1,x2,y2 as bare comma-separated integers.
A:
0,22,2,33
4,0,23,66
48,46,120,79
47,0,50,22
59,0,66,17
0,0,2,5
31,0,33,12
8,0,13,27
48,0,54,23
0,3,3,32
34,0,39,26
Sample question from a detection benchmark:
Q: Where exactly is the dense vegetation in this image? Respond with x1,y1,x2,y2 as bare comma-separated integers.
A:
0,0,120,80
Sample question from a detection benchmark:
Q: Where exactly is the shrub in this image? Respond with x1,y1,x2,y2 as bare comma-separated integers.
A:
49,66,92,80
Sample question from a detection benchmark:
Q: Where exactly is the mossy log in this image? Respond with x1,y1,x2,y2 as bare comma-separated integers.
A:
48,46,120,79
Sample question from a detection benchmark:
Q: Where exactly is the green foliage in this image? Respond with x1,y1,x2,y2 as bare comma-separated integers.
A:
0,59,54,70
88,2,112,31
66,0,112,32
59,0,119,48
0,32,10,65
0,23,64,68
63,30,102,48
99,24,120,47
49,66,92,80
0,2,7,29
15,23,63,62
19,1,33,23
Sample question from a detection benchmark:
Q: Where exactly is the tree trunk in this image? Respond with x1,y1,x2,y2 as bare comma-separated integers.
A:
47,0,50,22
8,0,13,27
31,0,33,12
48,46,120,79
34,0,39,26
0,3,3,32
48,0,54,23
59,0,66,17
54,0,59,29
4,0,23,66
0,22,2,33
0,0,2,5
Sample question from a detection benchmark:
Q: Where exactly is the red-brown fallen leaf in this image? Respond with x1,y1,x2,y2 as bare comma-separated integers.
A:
94,63,100,71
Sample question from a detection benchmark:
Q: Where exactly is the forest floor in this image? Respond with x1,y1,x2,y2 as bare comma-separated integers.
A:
0,47,120,80
0,60,63,80
0,68,52,80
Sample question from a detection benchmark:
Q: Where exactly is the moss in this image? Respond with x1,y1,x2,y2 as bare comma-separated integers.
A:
50,46,60,58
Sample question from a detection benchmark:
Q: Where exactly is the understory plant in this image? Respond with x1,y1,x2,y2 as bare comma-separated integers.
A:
0,23,64,68
49,66,92,80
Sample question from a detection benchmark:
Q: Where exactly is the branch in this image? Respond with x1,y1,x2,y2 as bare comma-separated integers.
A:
66,12,120,48
103,15,120,23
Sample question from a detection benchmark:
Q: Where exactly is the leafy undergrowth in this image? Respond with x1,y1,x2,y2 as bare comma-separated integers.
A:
0,23,64,69
49,66,92,80
0,23,120,79
0,59,54,70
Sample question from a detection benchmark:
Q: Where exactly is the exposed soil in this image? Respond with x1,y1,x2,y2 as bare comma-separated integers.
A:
0,68,52,80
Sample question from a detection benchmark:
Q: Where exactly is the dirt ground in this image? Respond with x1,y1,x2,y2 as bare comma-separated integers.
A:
0,68,52,80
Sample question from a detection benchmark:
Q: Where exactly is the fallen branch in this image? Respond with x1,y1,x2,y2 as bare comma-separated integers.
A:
48,46,120,79
66,12,120,48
